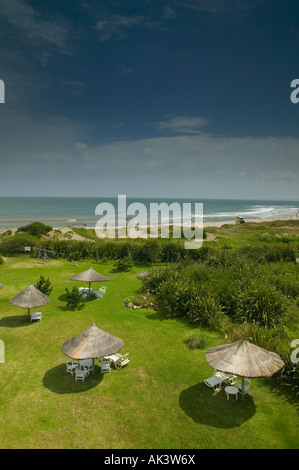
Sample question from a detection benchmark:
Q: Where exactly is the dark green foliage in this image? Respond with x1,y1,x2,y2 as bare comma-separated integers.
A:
0,234,39,255
17,222,52,237
113,257,134,272
278,353,299,399
238,244,296,263
0,230,12,238
141,251,295,329
273,274,299,299
34,276,52,296
233,282,288,327
65,287,84,311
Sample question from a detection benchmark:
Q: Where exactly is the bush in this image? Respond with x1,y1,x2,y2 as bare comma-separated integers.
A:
0,234,39,256
113,257,134,272
65,287,84,310
183,330,209,349
17,222,52,237
0,229,12,238
234,282,288,328
141,265,181,295
34,276,52,296
278,353,299,399
273,275,299,299
130,293,156,308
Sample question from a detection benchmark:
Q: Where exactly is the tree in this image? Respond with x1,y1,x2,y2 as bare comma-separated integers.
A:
65,287,84,310
35,276,52,296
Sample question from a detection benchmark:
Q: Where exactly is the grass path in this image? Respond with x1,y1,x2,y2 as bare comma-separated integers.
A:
0,256,298,449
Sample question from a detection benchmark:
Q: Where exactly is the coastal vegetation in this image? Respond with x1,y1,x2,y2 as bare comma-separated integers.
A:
0,220,298,448
16,221,52,237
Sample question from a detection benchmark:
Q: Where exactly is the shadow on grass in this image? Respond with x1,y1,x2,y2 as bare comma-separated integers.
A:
0,314,32,328
58,293,68,302
42,363,103,394
145,311,167,322
179,382,256,428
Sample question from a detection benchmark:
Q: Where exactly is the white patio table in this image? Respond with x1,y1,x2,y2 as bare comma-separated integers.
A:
225,385,239,401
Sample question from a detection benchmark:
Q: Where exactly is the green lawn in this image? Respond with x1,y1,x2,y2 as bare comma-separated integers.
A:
0,256,298,449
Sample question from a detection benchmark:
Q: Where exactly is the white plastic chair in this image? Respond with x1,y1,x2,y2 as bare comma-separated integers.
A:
101,359,111,374
66,359,79,376
30,312,42,322
115,353,130,370
79,359,93,375
75,368,88,381
100,286,106,294
204,371,236,391
236,378,251,395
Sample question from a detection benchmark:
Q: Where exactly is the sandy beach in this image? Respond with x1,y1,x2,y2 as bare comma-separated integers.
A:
1,216,298,243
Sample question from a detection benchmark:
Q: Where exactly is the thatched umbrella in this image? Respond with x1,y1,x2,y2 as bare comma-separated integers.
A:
70,266,110,294
206,339,285,399
10,284,50,317
61,320,124,374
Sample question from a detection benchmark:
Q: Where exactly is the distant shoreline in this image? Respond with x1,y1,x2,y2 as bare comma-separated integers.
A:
0,216,298,235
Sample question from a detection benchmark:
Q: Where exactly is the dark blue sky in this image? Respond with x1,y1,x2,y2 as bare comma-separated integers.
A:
0,0,298,198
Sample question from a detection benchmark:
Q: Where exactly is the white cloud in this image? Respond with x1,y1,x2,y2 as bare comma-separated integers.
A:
155,115,209,134
95,6,179,42
0,0,70,53
0,109,298,199
95,15,144,41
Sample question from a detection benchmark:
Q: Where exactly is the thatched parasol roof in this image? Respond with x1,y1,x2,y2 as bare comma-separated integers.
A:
70,267,110,283
61,321,124,361
10,284,50,310
206,339,285,379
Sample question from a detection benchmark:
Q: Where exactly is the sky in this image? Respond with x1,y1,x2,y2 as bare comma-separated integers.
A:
0,0,298,200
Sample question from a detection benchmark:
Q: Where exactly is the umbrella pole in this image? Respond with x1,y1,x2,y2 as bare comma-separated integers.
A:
89,282,91,295
27,308,30,318
92,358,95,374
242,377,245,400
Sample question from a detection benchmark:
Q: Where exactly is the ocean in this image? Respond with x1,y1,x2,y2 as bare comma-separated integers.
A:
0,197,298,230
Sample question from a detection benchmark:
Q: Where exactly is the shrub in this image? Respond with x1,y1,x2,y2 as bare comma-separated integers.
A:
113,257,134,272
0,234,39,255
130,293,156,308
35,276,52,296
185,291,225,327
234,282,288,328
65,287,84,310
278,353,299,399
273,275,299,299
183,330,209,349
0,229,12,238
141,265,180,294
17,222,52,237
